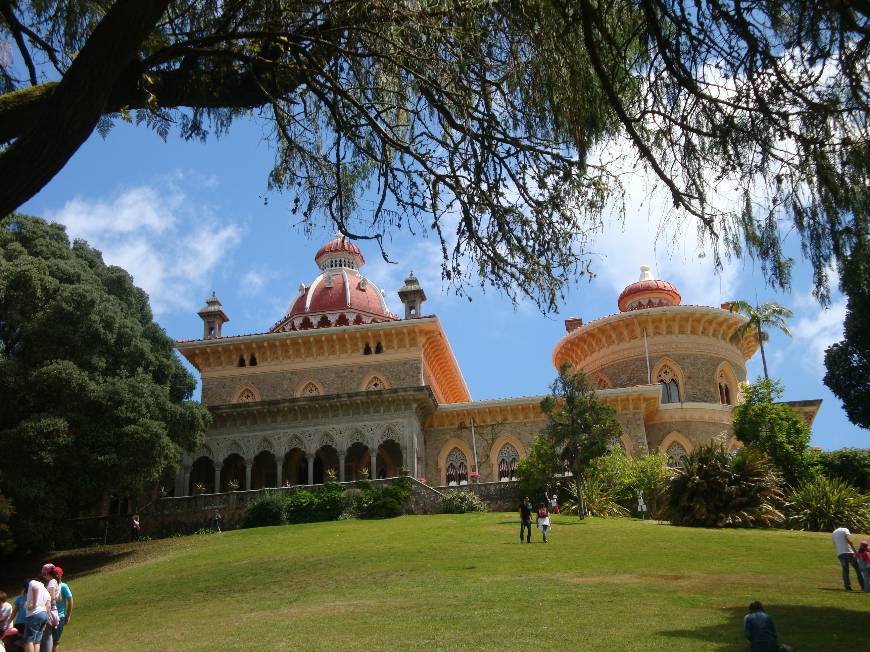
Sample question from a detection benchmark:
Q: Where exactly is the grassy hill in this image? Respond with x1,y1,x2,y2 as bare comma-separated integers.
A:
18,514,870,651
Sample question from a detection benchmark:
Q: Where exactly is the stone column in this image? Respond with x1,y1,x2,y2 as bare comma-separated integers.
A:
338,453,346,482
306,453,315,485
369,448,378,479
276,460,283,488
245,460,253,491
214,467,221,494
178,467,191,497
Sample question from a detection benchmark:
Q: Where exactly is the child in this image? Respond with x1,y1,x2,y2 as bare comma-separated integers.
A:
855,541,870,592
0,591,11,634
536,503,551,543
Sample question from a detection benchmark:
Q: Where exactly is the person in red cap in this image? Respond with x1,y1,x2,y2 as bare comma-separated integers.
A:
49,567,72,652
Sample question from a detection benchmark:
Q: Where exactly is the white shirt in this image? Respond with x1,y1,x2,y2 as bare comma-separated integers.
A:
833,527,853,555
0,601,12,630
25,581,50,617
538,515,551,527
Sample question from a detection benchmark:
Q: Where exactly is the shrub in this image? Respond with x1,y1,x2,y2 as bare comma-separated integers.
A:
559,473,629,518
285,489,319,523
242,493,286,528
311,483,345,522
786,475,870,532
441,490,487,514
816,449,870,492
194,528,215,535
666,445,785,528
359,478,413,518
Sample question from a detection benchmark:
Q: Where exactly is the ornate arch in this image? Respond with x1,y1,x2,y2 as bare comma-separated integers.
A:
652,357,685,404
345,427,371,449
659,431,693,468
377,422,404,447
488,434,525,481
255,436,275,456
192,443,215,463
593,373,612,390
284,434,306,457
437,437,475,486
714,361,739,406
361,373,390,391
296,379,324,397
233,383,261,403
317,431,337,450
223,440,245,461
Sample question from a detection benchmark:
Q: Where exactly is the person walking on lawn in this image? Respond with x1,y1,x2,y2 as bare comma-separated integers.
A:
519,497,533,544
536,503,551,543
832,526,865,591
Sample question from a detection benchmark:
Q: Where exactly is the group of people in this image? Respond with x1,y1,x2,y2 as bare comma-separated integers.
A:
0,563,73,652
518,490,558,544
832,525,870,591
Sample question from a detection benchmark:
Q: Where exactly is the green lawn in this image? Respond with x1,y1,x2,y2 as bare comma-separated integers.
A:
40,515,870,650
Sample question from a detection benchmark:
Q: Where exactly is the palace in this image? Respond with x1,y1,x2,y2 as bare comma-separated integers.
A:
173,234,820,495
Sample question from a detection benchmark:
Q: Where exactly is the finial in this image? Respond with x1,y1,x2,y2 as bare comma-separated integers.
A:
639,265,652,281
335,231,345,241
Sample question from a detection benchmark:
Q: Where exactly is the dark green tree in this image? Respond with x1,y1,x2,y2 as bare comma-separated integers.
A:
727,301,793,381
515,434,562,501
732,379,816,487
540,364,623,518
1,0,867,309
824,238,870,430
0,214,210,550
816,449,870,493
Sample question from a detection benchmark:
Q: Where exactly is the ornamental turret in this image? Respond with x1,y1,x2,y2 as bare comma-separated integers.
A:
617,265,681,312
198,292,229,339
398,272,427,319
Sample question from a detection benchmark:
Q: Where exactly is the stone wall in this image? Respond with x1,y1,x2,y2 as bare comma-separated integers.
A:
69,478,446,544
423,418,547,484
596,353,745,403
437,480,522,512
202,358,422,404
645,415,735,451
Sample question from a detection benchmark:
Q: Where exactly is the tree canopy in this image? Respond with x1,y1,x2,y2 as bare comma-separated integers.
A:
824,237,870,430
540,364,623,516
1,0,867,310
0,214,210,550
732,378,816,487
727,300,792,380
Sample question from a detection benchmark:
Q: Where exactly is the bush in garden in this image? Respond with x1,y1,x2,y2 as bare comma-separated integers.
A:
242,493,287,528
440,490,488,514
666,444,785,528
786,475,870,532
559,471,629,518
359,477,413,519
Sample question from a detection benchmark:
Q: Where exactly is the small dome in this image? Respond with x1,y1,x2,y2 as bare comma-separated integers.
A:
314,233,365,269
617,265,681,312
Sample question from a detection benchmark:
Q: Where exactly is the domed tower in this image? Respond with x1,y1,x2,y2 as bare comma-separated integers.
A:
198,292,229,339
269,234,396,332
552,265,760,457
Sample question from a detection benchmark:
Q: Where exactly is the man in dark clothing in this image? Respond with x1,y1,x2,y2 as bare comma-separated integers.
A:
743,601,779,652
519,497,533,543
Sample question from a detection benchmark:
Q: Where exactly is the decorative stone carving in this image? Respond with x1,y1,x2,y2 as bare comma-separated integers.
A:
365,376,386,391
666,442,688,468
237,387,257,402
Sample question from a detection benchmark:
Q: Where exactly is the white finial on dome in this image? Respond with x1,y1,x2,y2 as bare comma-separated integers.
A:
335,231,345,241
639,265,653,281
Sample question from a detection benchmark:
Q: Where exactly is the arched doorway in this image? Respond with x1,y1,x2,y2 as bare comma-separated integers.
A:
283,448,306,485
251,451,277,489
220,454,246,491
189,456,215,494
376,440,403,479
314,445,340,484
345,442,370,480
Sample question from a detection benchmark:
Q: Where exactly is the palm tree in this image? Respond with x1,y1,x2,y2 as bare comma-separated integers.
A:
727,300,793,380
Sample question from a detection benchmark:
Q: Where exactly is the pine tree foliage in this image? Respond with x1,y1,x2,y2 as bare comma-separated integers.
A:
1,0,867,309
0,214,211,550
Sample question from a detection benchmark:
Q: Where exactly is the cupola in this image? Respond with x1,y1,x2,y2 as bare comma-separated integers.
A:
197,292,229,339
617,265,681,312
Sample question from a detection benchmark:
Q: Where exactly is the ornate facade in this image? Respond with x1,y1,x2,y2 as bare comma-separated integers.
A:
174,243,820,494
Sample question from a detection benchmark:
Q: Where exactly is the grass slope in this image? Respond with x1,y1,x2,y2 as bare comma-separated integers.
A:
40,515,870,650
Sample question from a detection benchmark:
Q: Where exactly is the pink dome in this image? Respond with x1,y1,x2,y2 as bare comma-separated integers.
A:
617,266,681,312
269,236,394,332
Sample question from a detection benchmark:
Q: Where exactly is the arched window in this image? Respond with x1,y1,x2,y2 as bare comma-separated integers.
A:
365,376,386,391
445,448,469,486
657,364,681,403
237,388,257,402
717,366,735,405
300,382,320,397
497,444,519,481
317,315,331,328
237,355,246,367
249,354,257,366
363,342,372,355
375,341,383,354
666,442,688,468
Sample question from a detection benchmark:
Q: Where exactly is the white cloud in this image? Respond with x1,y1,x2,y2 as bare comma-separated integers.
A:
790,298,847,372
48,184,241,315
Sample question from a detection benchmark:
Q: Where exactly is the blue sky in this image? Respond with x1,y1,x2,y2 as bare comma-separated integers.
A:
18,117,865,450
